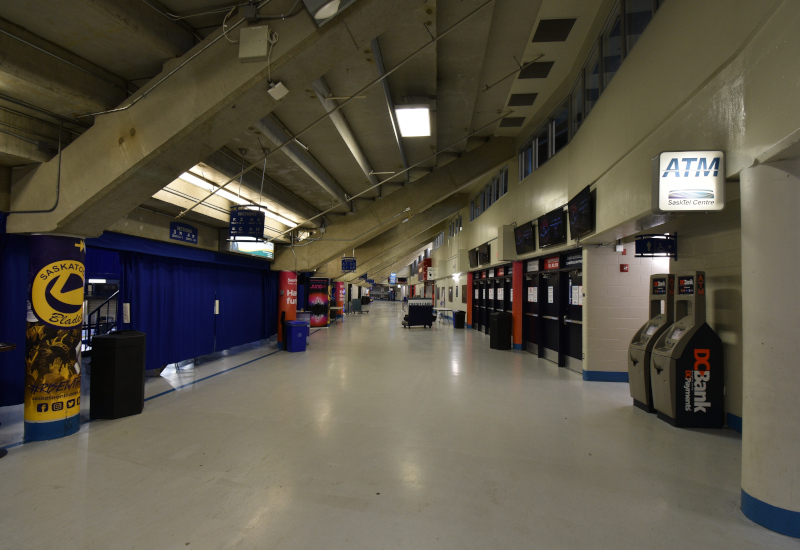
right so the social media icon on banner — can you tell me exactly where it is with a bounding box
[52,402,64,411]
[66,399,76,409]
[36,403,49,413]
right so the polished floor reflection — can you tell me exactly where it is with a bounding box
[0,301,793,548]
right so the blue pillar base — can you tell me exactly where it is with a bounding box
[24,415,80,441]
[742,489,800,538]
[726,413,743,433]
[582,371,629,382]
[513,343,523,350]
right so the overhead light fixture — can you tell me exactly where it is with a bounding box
[304,0,341,20]
[395,105,431,137]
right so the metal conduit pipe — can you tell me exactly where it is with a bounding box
[311,78,380,193]
[254,115,349,204]
[371,38,409,184]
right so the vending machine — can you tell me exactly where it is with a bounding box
[650,271,724,428]
[628,274,675,412]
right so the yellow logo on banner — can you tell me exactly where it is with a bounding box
[31,260,85,328]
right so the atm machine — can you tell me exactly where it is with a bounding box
[628,274,675,412]
[650,271,724,428]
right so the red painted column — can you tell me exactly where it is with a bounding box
[512,261,523,349]
[277,271,297,344]
[335,282,345,318]
[466,272,473,327]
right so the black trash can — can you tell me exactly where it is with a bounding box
[453,310,466,329]
[90,331,146,420]
[489,313,512,350]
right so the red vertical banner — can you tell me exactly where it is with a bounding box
[512,261,523,349]
[277,271,297,344]
[335,282,345,317]
[466,272,473,327]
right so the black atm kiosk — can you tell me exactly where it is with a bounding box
[628,274,675,412]
[539,271,560,363]
[524,274,539,354]
[472,279,480,331]
[650,271,724,428]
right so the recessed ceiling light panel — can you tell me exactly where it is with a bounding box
[395,105,431,137]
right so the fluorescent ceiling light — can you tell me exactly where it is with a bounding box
[88,278,107,284]
[395,105,430,137]
[179,172,249,205]
[179,172,213,191]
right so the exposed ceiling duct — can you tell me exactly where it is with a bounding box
[311,77,381,196]
[254,114,350,206]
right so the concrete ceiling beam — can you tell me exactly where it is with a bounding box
[0,18,128,115]
[435,0,494,154]
[6,0,428,235]
[271,136,514,270]
[341,222,450,283]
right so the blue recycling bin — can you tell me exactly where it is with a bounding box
[285,320,309,352]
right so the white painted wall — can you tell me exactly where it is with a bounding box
[583,243,670,376]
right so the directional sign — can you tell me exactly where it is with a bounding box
[229,207,265,239]
[342,257,357,272]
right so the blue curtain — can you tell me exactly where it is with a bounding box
[0,214,29,405]
[121,252,217,371]
[214,264,265,351]
[118,246,279,371]
[85,247,120,279]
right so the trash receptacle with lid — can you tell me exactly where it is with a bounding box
[90,331,146,419]
[453,310,466,329]
[489,312,512,350]
[285,321,310,352]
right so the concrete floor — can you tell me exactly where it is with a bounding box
[0,301,795,549]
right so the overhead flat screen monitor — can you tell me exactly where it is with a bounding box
[228,240,274,259]
[514,221,536,255]
[478,243,490,265]
[538,207,567,248]
[568,186,593,239]
[468,249,479,268]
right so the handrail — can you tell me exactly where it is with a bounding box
[84,290,120,347]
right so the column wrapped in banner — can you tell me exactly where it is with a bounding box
[25,235,85,441]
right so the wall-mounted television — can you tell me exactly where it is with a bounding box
[478,243,490,264]
[568,186,593,240]
[468,249,479,268]
[514,221,536,255]
[538,207,567,248]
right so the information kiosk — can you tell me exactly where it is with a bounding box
[628,274,675,412]
[650,271,724,428]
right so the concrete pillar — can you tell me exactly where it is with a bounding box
[740,159,800,537]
